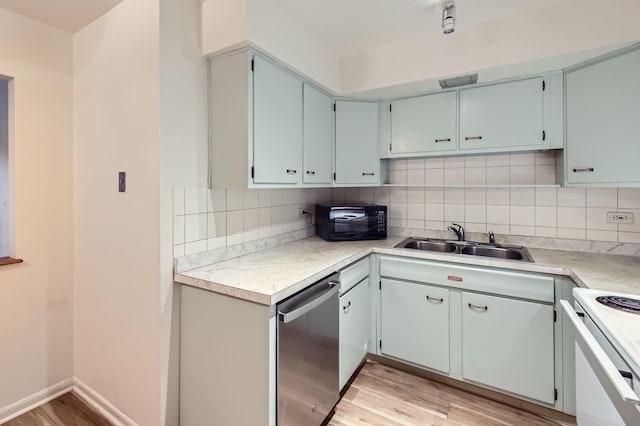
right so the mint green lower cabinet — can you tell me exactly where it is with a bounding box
[461,292,555,404]
[339,278,370,390]
[380,278,449,373]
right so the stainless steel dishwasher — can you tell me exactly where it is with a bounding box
[277,272,340,426]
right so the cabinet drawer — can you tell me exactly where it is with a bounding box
[380,256,554,303]
[340,257,370,295]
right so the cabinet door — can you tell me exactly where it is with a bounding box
[462,292,554,404]
[380,278,449,373]
[390,92,457,154]
[252,55,302,184]
[459,78,544,151]
[303,84,333,184]
[335,101,379,185]
[339,278,370,390]
[566,48,640,184]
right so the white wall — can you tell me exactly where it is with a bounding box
[340,0,640,94]
[0,79,8,257]
[73,0,161,424]
[0,7,74,416]
[159,0,209,424]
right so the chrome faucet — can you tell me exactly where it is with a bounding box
[447,223,465,241]
[488,230,496,246]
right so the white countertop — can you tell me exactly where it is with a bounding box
[174,236,640,306]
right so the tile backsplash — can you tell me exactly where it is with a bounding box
[173,187,331,257]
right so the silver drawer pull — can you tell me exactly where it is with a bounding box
[468,303,488,312]
[435,138,451,143]
[362,172,375,176]
[286,169,297,174]
[306,170,315,175]
[426,295,444,303]
[465,136,483,141]
[342,301,351,313]
[572,168,594,173]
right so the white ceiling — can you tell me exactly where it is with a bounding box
[0,0,123,32]
[273,0,570,57]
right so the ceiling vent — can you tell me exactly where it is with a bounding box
[438,73,478,89]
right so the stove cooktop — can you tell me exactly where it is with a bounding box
[596,295,640,314]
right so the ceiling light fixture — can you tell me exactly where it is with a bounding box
[442,0,456,34]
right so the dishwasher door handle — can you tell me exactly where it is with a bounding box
[278,284,339,323]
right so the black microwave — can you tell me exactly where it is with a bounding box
[315,203,387,241]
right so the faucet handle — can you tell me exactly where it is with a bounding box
[488,230,496,246]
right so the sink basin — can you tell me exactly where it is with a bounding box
[459,245,532,262]
[401,240,457,252]
[394,237,533,262]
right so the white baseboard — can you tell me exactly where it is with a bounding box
[72,377,137,426]
[0,378,73,424]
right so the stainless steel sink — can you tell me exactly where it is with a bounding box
[395,237,533,262]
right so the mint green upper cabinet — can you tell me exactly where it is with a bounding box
[459,77,544,152]
[335,101,380,185]
[380,278,449,373]
[565,47,640,185]
[303,84,333,184]
[462,292,555,404]
[390,92,457,155]
[252,55,302,184]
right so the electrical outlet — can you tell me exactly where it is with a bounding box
[118,172,126,192]
[297,208,304,217]
[607,212,634,224]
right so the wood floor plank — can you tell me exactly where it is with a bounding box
[5,392,111,426]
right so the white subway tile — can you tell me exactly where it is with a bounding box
[510,153,535,166]
[425,221,445,230]
[227,189,244,210]
[389,218,406,227]
[359,187,375,202]
[535,227,557,238]
[271,206,284,225]
[535,188,557,207]
[406,219,425,229]
[486,188,510,205]
[465,167,487,185]
[509,166,535,185]
[535,206,557,228]
[226,211,243,234]
[374,187,390,203]
[557,207,586,229]
[465,188,486,205]
[390,187,408,203]
[445,157,465,168]
[173,216,185,244]
[586,230,618,242]
[425,158,444,169]
[426,189,445,204]
[389,159,407,170]
[618,188,640,208]
[258,208,271,229]
[407,169,425,185]
[510,188,535,206]
[256,189,270,208]
[586,188,617,208]
[465,223,487,233]
[243,229,259,243]
[445,188,464,204]
[619,232,640,243]
[444,168,465,185]
[486,154,510,167]
[207,236,227,250]
[389,202,407,219]
[510,225,536,236]
[464,155,486,168]
[270,189,283,206]
[510,206,535,226]
[185,213,208,242]
[487,205,510,225]
[243,209,259,231]
[465,204,487,223]
[535,152,556,166]
[173,187,185,216]
[185,187,208,214]
[425,168,445,185]
[586,208,617,231]
[389,168,407,184]
[185,240,207,256]
[618,209,640,232]
[444,204,465,222]
[487,224,510,234]
[208,212,227,238]
[557,228,586,240]
[406,158,425,169]
[407,203,425,220]
[344,188,360,202]
[486,167,509,185]
[407,188,425,203]
[211,188,227,212]
[173,244,185,257]
[425,204,445,221]
[557,188,585,207]
[534,165,556,185]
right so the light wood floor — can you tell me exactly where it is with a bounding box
[329,362,575,426]
[5,392,111,426]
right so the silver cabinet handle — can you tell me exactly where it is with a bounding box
[306,170,315,175]
[435,138,451,143]
[468,303,488,312]
[560,300,640,404]
[278,284,338,323]
[572,168,594,173]
[465,136,483,140]
[426,295,444,303]
[342,301,351,313]
[362,172,375,176]
[286,169,297,174]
